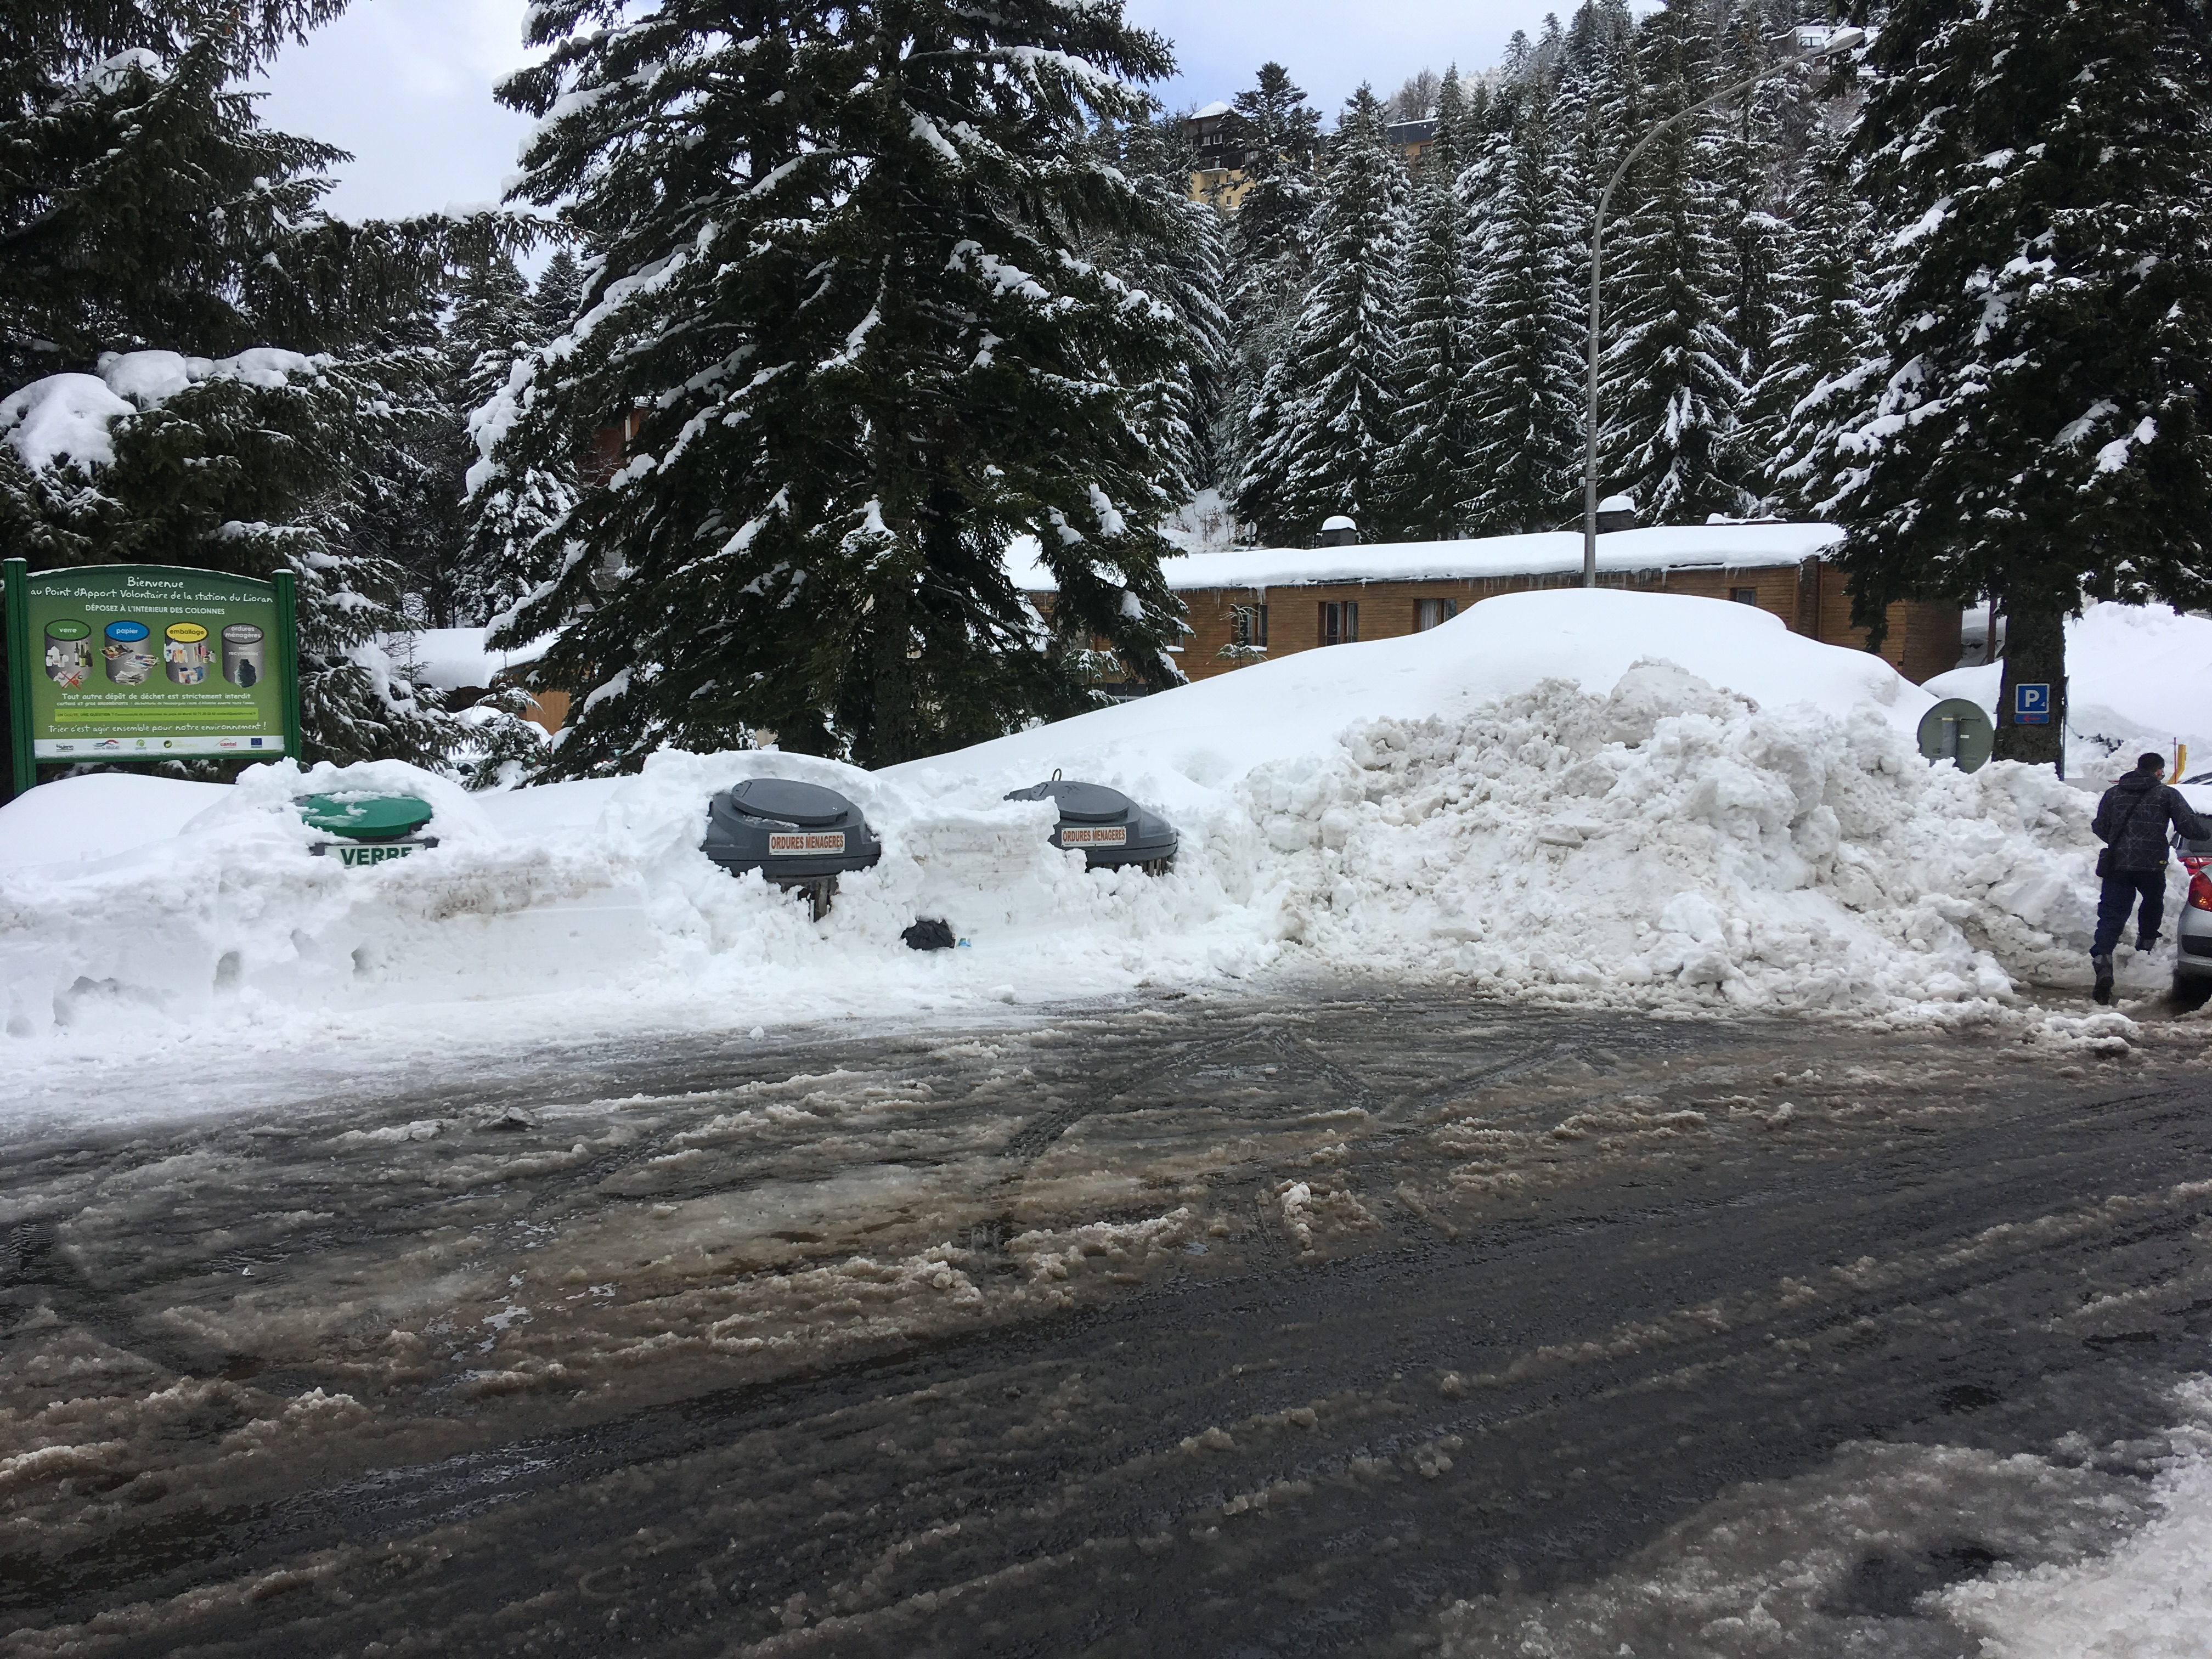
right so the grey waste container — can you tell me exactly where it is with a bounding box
[702,777,882,917]
[1005,776,1178,872]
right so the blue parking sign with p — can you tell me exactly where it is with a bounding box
[2015,682,2051,725]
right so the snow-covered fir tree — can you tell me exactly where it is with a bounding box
[1,4,346,392]
[1381,68,1481,540]
[454,238,599,634]
[348,289,466,633]
[1714,4,1790,391]
[1816,0,2212,766]
[1749,113,1872,512]
[1103,112,1232,500]
[1231,356,1306,548]
[1245,86,1408,544]
[493,0,1193,772]
[1555,0,1639,239]
[450,254,532,439]
[438,249,583,787]
[1217,64,1323,519]
[1464,76,1588,535]
[1596,1,1747,525]
[458,282,583,636]
[0,13,465,777]
[529,247,584,343]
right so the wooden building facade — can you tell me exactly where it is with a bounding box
[1018,526,1964,690]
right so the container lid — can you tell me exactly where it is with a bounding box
[727,777,851,828]
[297,793,435,841]
[1008,778,1132,824]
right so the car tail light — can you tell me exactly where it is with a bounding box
[2191,871,2212,912]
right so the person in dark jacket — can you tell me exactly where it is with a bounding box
[2090,753,2211,1003]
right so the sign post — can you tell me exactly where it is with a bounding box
[2013,682,2051,726]
[5,560,35,798]
[4,560,303,795]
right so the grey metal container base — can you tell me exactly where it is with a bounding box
[706,864,842,921]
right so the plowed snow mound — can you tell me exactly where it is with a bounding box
[0,590,2123,1077]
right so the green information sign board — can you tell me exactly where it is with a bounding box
[5,559,303,793]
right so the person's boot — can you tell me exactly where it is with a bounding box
[2093,953,2116,1005]
[2137,929,2162,952]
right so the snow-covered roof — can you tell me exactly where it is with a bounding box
[1191,100,1232,119]
[1010,524,1846,594]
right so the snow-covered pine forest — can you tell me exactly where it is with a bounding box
[3,0,2208,781]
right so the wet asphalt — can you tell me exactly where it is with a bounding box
[3,984,2211,1657]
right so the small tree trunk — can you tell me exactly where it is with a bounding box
[867,580,917,768]
[1994,594,2066,772]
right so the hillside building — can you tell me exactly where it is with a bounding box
[1183,107,1448,210]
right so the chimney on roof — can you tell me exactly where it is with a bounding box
[1319,515,1358,548]
[1595,494,1637,534]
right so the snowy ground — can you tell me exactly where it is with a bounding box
[1,588,2172,1125]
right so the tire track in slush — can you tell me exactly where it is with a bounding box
[2,988,2209,1658]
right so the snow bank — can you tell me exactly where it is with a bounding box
[0,591,2127,1069]
[0,772,232,868]
[1432,1376,2212,1657]
[1936,1376,2212,1657]
[1926,601,2212,781]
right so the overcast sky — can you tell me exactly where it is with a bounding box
[253,0,1602,223]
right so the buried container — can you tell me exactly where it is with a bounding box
[1005,774,1178,872]
[296,794,439,871]
[702,777,882,919]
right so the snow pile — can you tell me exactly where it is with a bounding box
[1430,1379,2212,1656]
[1,348,323,473]
[1927,601,2212,780]
[0,590,2124,1056]
[0,773,230,868]
[1936,1375,2212,1657]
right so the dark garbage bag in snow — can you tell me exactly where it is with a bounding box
[902,918,956,951]
[702,777,882,918]
[1005,776,1178,872]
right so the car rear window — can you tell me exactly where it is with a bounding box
[2175,804,2212,857]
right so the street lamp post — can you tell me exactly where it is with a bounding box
[1581,27,1866,587]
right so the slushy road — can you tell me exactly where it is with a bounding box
[4,985,2210,1657]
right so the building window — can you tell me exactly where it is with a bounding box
[1415,597,1458,632]
[1321,601,1358,646]
[1730,587,1759,606]
[1232,604,1269,648]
